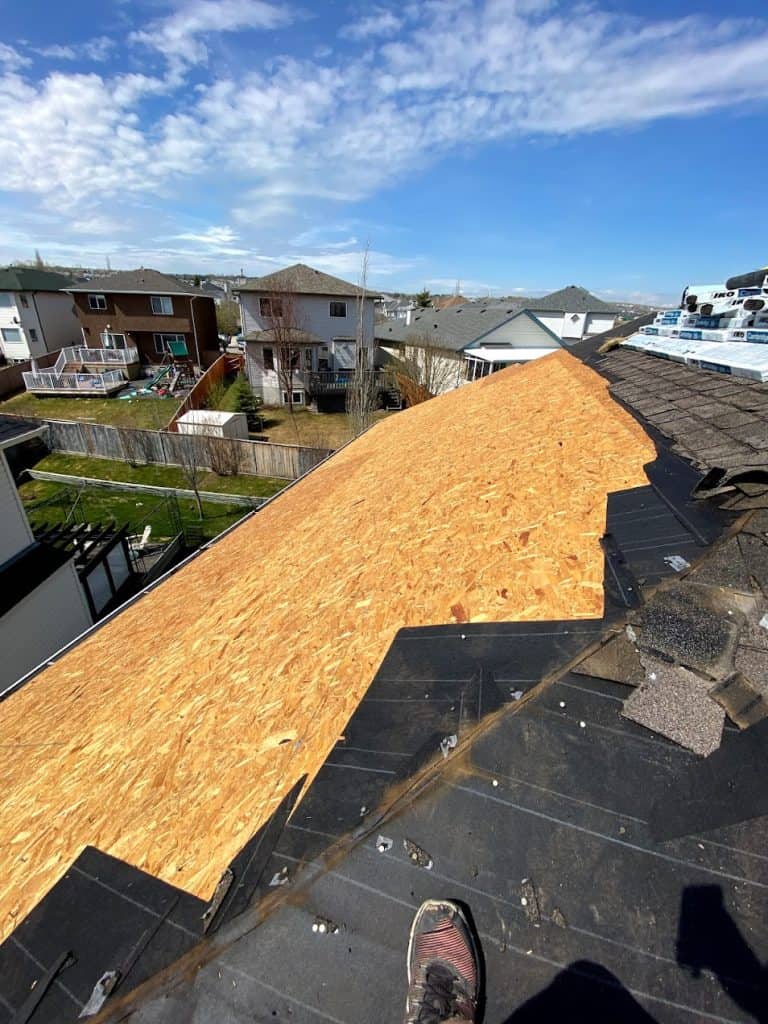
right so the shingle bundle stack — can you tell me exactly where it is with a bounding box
[623,267,768,381]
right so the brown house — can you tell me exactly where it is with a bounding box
[68,269,219,367]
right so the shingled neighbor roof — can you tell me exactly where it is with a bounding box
[238,263,370,297]
[67,268,209,297]
[0,267,75,292]
[530,284,618,313]
[375,301,523,351]
[0,352,653,944]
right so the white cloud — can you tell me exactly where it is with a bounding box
[33,44,77,60]
[0,44,30,71]
[341,8,403,41]
[130,0,293,67]
[3,1,768,285]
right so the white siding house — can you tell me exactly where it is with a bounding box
[376,305,564,393]
[0,268,81,362]
[0,420,92,691]
[236,264,377,407]
[528,286,618,342]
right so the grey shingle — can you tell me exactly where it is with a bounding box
[237,263,370,298]
[68,268,208,296]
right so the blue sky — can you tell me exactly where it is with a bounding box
[0,0,766,303]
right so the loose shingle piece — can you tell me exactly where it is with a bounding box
[572,632,644,686]
[622,655,725,757]
[633,584,740,680]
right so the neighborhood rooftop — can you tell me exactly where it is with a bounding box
[530,283,618,313]
[0,266,75,292]
[237,262,371,297]
[66,268,210,296]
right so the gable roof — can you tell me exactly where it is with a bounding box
[375,301,523,351]
[530,284,618,314]
[0,267,75,292]
[0,352,654,947]
[67,268,209,297]
[238,263,372,298]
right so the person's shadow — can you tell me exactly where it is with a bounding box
[496,884,766,1023]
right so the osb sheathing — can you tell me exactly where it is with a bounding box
[0,351,654,937]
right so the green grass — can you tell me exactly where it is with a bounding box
[30,452,287,499]
[20,478,250,543]
[0,390,181,429]
[255,406,391,448]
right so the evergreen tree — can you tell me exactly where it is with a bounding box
[231,373,261,430]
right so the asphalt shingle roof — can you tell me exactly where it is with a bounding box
[375,302,522,351]
[238,263,371,298]
[0,267,75,292]
[67,268,209,296]
[530,284,618,314]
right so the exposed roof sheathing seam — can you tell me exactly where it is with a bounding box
[0,351,654,939]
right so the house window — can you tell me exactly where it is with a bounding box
[29,328,37,343]
[151,295,174,315]
[0,293,13,308]
[329,301,347,318]
[102,332,127,349]
[259,297,283,318]
[154,333,186,354]
[1,328,21,344]
[88,294,107,310]
[304,348,313,369]
[282,391,304,406]
[19,294,29,308]
[263,346,274,370]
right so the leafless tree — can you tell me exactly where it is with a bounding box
[259,282,305,416]
[388,333,465,405]
[347,243,378,437]
[205,435,243,476]
[170,432,207,519]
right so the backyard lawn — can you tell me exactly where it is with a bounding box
[20,476,253,543]
[0,390,181,429]
[29,452,287,499]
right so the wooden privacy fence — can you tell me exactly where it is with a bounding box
[167,353,236,430]
[0,349,63,399]
[43,419,333,481]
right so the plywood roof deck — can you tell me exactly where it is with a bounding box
[0,352,654,938]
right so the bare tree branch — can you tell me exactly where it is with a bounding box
[347,242,378,437]
[388,332,465,404]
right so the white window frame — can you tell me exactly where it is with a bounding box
[102,332,127,349]
[28,328,38,343]
[19,294,29,308]
[88,294,107,310]
[0,293,13,308]
[1,327,22,344]
[259,297,282,318]
[282,390,304,406]
[154,333,186,354]
[151,295,174,315]
[262,346,275,371]
[329,300,347,318]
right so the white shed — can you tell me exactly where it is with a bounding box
[176,410,249,439]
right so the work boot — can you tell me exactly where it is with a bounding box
[404,899,479,1023]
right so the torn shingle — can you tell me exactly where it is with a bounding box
[632,583,741,680]
[622,655,725,756]
[572,632,644,687]
[709,673,768,729]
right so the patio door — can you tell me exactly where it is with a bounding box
[332,339,356,369]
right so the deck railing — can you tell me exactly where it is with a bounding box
[55,346,139,374]
[22,369,126,392]
[303,370,393,395]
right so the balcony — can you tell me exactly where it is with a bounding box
[22,346,139,396]
[303,370,395,396]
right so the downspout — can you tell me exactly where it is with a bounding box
[30,292,47,352]
[190,295,202,368]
